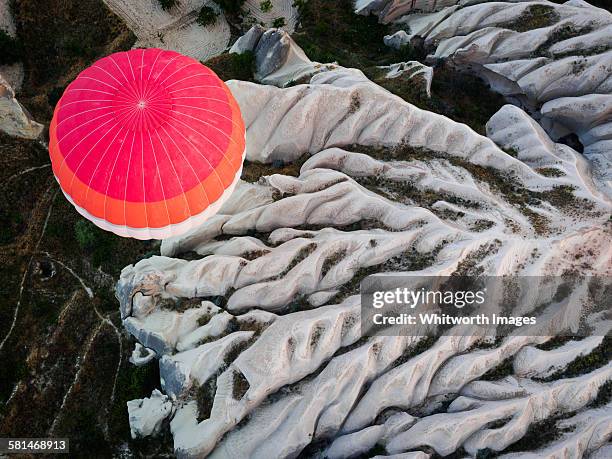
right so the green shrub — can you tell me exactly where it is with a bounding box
[197,6,219,27]
[260,0,273,12]
[0,29,23,65]
[74,219,116,267]
[158,0,178,10]
[75,220,98,251]
[272,17,286,28]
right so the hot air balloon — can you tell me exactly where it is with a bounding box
[49,48,246,239]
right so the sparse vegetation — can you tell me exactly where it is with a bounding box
[272,17,286,28]
[260,0,273,13]
[538,335,611,382]
[536,167,566,177]
[197,6,219,27]
[369,62,507,135]
[196,375,218,421]
[74,219,115,268]
[47,86,66,108]
[503,5,560,33]
[497,411,577,455]
[157,0,178,11]
[11,0,135,121]
[0,29,23,65]
[320,249,348,278]
[273,242,317,280]
[453,240,502,276]
[292,0,420,68]
[480,356,515,381]
[471,219,495,232]
[203,50,255,81]
[533,23,592,58]
[241,153,310,183]
[232,370,250,399]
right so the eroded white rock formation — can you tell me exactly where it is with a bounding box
[355,0,462,23]
[386,366,611,456]
[380,0,612,193]
[117,61,611,457]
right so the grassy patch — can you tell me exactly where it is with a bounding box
[232,370,250,399]
[480,355,515,381]
[503,5,560,33]
[536,335,583,351]
[357,174,479,211]
[203,51,255,81]
[216,0,246,16]
[367,62,507,135]
[538,335,611,382]
[108,345,163,450]
[241,154,310,183]
[320,249,348,278]
[196,375,218,421]
[536,167,566,177]
[453,240,502,276]
[498,411,576,455]
[292,0,421,68]
[272,17,286,28]
[589,379,611,408]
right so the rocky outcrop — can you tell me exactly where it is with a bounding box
[118,64,611,457]
[102,0,231,60]
[377,61,434,97]
[129,343,157,366]
[127,389,174,438]
[0,74,44,139]
[231,26,337,87]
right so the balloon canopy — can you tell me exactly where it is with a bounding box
[49,48,246,240]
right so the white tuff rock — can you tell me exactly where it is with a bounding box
[127,389,173,438]
[0,74,44,139]
[102,0,230,60]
